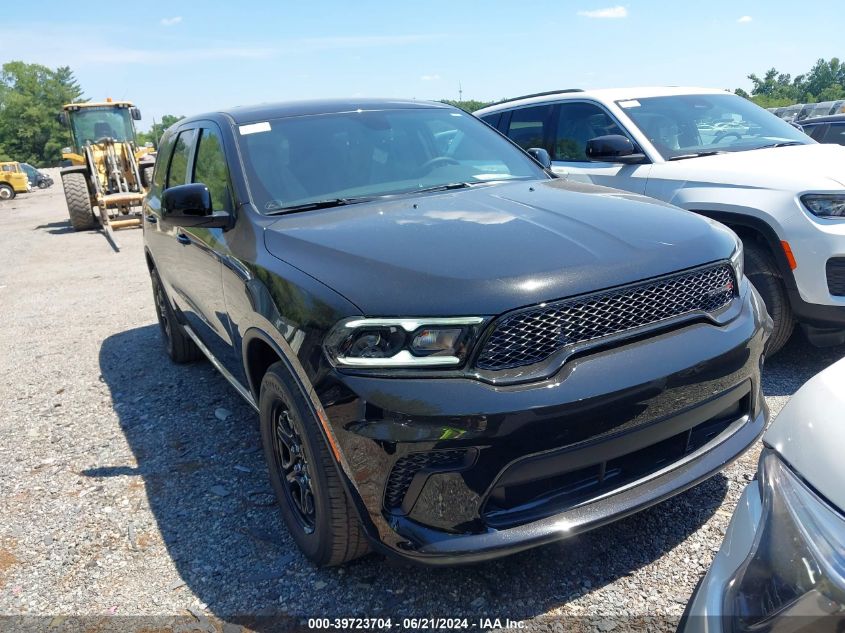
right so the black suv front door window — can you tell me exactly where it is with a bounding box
[167,129,197,188]
[823,123,845,145]
[193,126,234,213]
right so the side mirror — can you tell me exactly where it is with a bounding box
[130,107,142,121]
[57,112,68,126]
[526,147,552,169]
[586,135,647,164]
[161,183,230,228]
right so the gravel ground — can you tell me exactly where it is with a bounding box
[0,175,843,632]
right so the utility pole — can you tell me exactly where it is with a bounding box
[458,81,463,102]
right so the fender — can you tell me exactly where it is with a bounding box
[240,325,385,549]
[691,209,798,292]
[59,165,89,177]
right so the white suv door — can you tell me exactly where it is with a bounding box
[547,100,652,194]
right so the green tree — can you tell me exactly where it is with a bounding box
[736,58,845,108]
[802,58,845,102]
[744,68,805,107]
[0,61,84,166]
[439,99,493,113]
[137,114,184,148]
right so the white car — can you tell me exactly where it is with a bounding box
[679,357,845,631]
[477,88,845,355]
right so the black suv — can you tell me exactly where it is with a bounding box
[143,99,770,566]
[799,114,845,146]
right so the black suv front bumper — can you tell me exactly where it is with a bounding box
[318,284,771,564]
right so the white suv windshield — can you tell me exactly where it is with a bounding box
[237,108,544,212]
[617,94,812,159]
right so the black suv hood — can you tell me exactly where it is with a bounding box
[264,179,735,316]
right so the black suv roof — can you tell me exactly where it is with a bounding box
[205,98,449,125]
[799,113,845,125]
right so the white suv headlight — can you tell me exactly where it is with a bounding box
[801,194,845,218]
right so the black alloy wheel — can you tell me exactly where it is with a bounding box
[259,362,370,566]
[271,403,316,533]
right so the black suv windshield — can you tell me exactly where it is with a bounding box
[236,107,546,212]
[617,93,812,159]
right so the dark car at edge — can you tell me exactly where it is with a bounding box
[798,113,845,146]
[142,98,771,566]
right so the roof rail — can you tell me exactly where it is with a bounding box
[490,89,584,107]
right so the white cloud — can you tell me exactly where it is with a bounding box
[420,74,441,81]
[160,16,182,27]
[737,15,753,23]
[577,5,628,18]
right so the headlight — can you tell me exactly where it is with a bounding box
[724,449,845,631]
[730,232,744,282]
[324,317,486,368]
[801,194,845,218]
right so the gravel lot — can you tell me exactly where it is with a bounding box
[0,175,843,632]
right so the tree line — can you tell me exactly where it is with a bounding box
[2,58,844,167]
[0,61,184,167]
[735,58,845,108]
[0,62,82,166]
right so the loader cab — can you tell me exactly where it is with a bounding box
[59,101,142,158]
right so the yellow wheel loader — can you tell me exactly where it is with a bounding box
[57,99,156,250]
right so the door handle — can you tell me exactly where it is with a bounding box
[176,233,191,245]
[145,214,157,224]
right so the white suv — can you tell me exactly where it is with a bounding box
[477,87,845,354]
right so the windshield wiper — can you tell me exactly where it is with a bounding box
[754,141,804,150]
[264,197,371,215]
[413,182,474,194]
[667,151,728,161]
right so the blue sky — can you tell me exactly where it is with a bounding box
[2,1,843,130]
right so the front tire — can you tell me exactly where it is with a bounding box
[0,183,15,200]
[744,241,794,355]
[259,363,369,566]
[149,268,202,363]
[61,171,96,230]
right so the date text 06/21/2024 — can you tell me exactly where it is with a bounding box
[306,618,526,629]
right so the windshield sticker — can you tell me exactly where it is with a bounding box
[618,100,641,108]
[474,173,517,181]
[239,122,271,135]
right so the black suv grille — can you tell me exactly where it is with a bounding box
[384,450,466,510]
[827,258,845,296]
[476,264,735,371]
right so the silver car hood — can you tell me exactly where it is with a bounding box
[764,356,845,511]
